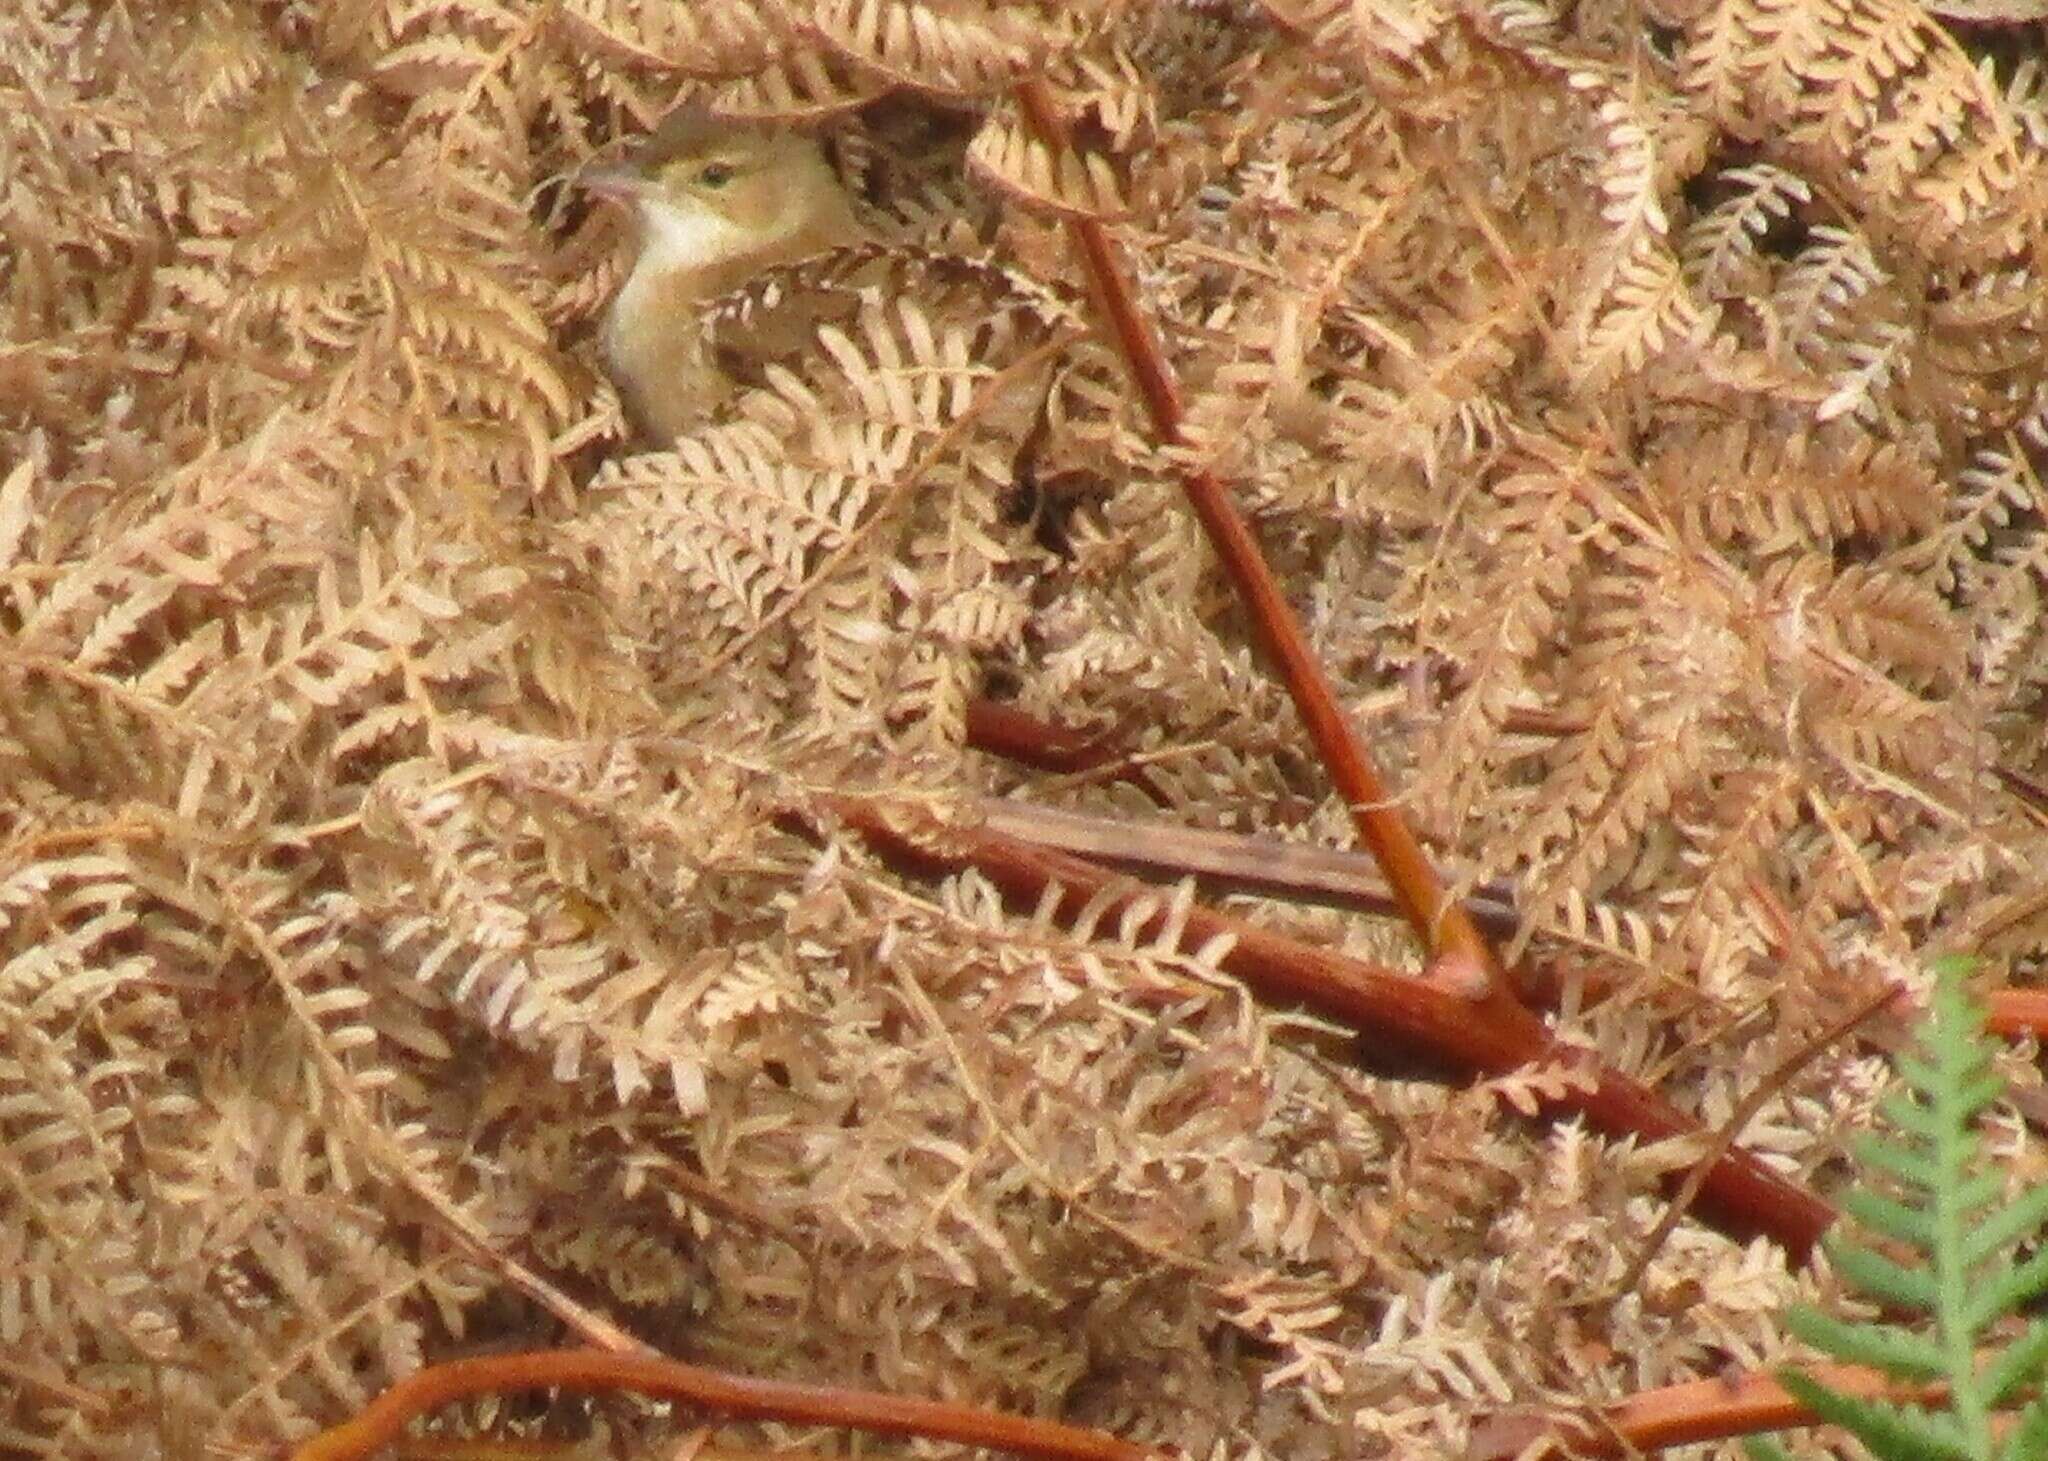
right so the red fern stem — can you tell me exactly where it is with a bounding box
[288,1349,1159,1461]
[1009,81,1508,1002]
[962,696,1165,799]
[1988,989,2048,1039]
[827,797,1834,1257]
[1468,1363,1953,1458]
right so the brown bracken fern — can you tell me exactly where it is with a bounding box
[2,1,2044,1459]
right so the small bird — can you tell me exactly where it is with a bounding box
[579,107,868,443]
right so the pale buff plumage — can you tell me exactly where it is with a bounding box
[580,109,867,443]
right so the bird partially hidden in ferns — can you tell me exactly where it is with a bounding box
[565,105,1072,747]
[578,106,871,443]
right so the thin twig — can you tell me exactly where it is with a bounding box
[0,1355,109,1417]
[971,795,1520,936]
[1994,764,2048,825]
[1606,981,1902,1299]
[1745,875,2048,1133]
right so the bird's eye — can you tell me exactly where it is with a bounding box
[696,162,736,188]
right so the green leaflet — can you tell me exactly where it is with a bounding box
[1749,958,2048,1461]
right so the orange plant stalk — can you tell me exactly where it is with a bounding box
[1469,1363,1952,1458]
[289,1349,1160,1461]
[828,796,1834,1256]
[1009,80,1507,997]
[1988,988,2048,1039]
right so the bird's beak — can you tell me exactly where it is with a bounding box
[575,165,648,206]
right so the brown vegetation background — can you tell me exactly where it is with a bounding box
[3,0,2045,1457]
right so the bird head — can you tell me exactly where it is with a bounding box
[577,107,869,442]
[577,107,861,281]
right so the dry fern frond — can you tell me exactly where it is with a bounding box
[967,105,1134,221]
[794,0,1088,100]
[570,243,1065,757]
[1684,0,2041,266]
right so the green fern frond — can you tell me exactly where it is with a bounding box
[1749,957,2048,1461]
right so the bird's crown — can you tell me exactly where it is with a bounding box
[579,106,857,270]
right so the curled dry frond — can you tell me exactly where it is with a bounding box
[967,104,1134,220]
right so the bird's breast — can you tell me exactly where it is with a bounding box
[600,264,728,445]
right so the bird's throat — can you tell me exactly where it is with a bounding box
[600,210,767,443]
[639,207,757,288]
[600,188,866,443]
